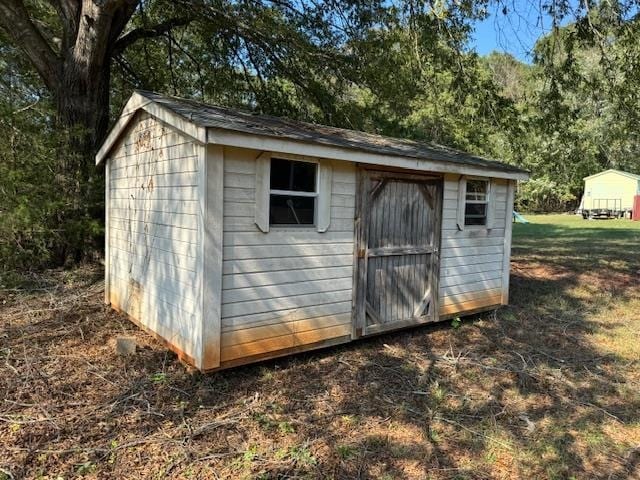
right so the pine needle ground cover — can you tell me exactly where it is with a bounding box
[1,214,639,479]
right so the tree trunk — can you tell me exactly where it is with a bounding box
[54,61,111,262]
[56,57,111,168]
[0,0,174,263]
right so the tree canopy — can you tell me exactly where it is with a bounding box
[1,0,640,269]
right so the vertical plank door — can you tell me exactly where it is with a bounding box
[355,170,443,336]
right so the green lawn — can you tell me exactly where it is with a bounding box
[1,214,639,479]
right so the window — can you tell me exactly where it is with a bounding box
[464,179,489,226]
[269,158,317,225]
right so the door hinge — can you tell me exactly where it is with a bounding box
[357,248,366,258]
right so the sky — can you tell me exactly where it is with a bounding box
[470,1,567,62]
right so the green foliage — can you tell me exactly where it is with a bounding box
[516,176,576,212]
[287,445,317,467]
[3,1,640,272]
[335,444,357,460]
[150,372,168,384]
[0,46,103,273]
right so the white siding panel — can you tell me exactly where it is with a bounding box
[222,289,352,318]
[110,147,197,176]
[108,170,199,189]
[223,231,352,246]
[222,301,353,332]
[223,277,353,304]
[223,312,350,344]
[225,172,254,188]
[111,259,198,298]
[109,240,197,272]
[440,270,503,288]
[224,187,255,203]
[222,265,353,290]
[110,185,199,201]
[223,242,353,260]
[110,222,198,244]
[438,174,508,317]
[107,112,202,362]
[223,254,353,275]
[440,278,502,297]
[440,261,502,278]
[441,245,503,259]
[110,198,198,215]
[220,149,356,357]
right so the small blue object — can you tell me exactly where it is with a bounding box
[513,211,529,224]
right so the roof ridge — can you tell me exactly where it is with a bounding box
[584,168,640,181]
[130,90,528,175]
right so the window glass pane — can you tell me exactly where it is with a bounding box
[270,158,292,190]
[466,180,488,201]
[269,194,315,225]
[291,161,316,191]
[270,158,316,192]
[464,203,487,226]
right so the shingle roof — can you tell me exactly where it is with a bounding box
[136,90,528,175]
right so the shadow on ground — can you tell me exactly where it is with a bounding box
[1,218,640,479]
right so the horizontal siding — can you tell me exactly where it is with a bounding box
[110,222,198,245]
[438,175,508,317]
[221,322,351,362]
[222,265,353,290]
[440,261,502,278]
[440,292,503,315]
[110,145,198,176]
[222,313,351,347]
[110,239,197,273]
[110,170,199,189]
[111,258,198,301]
[440,270,503,288]
[223,243,353,260]
[110,229,198,258]
[222,289,352,318]
[110,269,198,315]
[110,185,199,201]
[222,300,353,332]
[223,254,353,275]
[223,277,353,304]
[110,198,198,215]
[223,231,352,246]
[220,147,356,359]
[107,112,201,361]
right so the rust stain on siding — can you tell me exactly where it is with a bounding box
[135,130,151,152]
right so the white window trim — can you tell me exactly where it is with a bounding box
[457,176,494,231]
[255,152,332,233]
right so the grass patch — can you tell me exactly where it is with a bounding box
[1,214,639,478]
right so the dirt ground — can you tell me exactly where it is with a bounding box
[1,215,640,479]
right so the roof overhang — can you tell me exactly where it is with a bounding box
[95,92,207,165]
[207,128,529,181]
[97,92,529,181]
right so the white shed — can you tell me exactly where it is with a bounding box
[96,91,529,371]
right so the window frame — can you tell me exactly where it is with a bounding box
[456,175,494,231]
[268,156,319,227]
[464,178,490,227]
[254,152,333,234]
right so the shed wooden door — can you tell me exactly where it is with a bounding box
[354,170,442,336]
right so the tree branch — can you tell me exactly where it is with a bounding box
[0,0,60,89]
[108,0,141,47]
[111,15,194,57]
[45,0,81,47]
